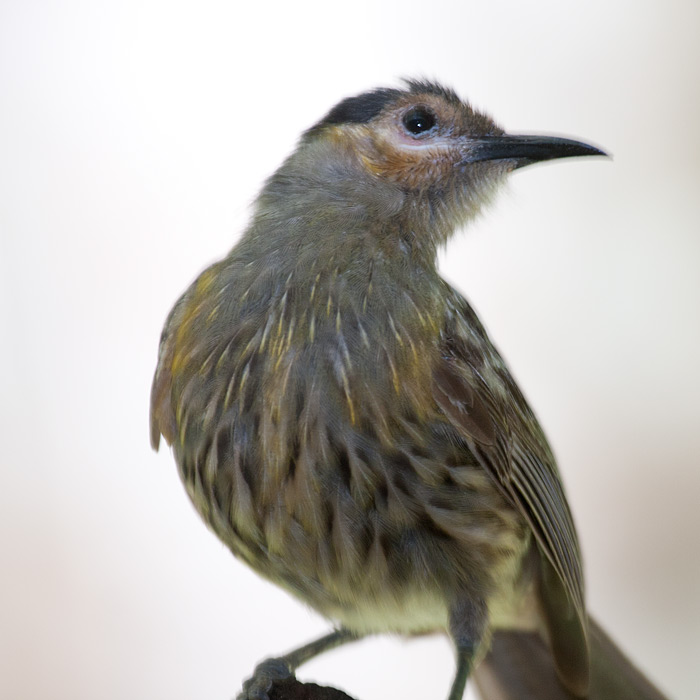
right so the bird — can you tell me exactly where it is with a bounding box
[150,79,667,700]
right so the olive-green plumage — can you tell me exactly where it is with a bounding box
[150,80,664,700]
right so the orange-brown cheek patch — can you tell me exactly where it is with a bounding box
[326,125,455,191]
[362,142,454,190]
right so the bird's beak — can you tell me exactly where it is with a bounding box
[461,134,607,169]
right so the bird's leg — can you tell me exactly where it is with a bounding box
[447,644,476,700]
[446,597,488,700]
[237,628,361,700]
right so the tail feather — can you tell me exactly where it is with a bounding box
[473,618,667,700]
[474,630,577,700]
[587,618,667,700]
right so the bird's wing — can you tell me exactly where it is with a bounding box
[434,284,589,694]
[150,292,192,450]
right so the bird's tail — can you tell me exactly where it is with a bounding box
[472,617,667,700]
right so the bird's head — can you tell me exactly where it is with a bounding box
[255,79,605,255]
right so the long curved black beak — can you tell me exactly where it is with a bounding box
[463,134,607,169]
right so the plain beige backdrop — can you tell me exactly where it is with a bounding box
[1,1,698,699]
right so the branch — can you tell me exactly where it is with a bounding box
[268,677,358,700]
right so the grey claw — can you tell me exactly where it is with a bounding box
[237,658,294,700]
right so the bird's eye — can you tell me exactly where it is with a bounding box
[402,107,437,136]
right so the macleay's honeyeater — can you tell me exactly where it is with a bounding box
[150,80,666,700]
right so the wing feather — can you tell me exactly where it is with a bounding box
[433,284,588,694]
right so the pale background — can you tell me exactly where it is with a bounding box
[1,1,698,699]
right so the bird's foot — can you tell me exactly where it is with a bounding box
[237,657,294,700]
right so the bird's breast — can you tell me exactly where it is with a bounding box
[169,263,527,628]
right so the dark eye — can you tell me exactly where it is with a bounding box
[402,106,437,135]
